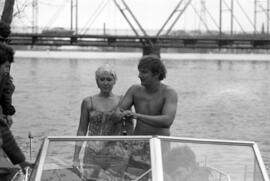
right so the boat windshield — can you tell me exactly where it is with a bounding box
[28,136,269,181]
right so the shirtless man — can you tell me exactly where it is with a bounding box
[120,55,178,136]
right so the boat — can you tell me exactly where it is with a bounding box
[14,136,270,181]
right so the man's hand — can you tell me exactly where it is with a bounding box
[19,161,34,174]
[122,110,137,119]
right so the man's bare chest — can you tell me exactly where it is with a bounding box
[134,92,165,113]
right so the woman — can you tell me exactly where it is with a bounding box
[73,64,133,180]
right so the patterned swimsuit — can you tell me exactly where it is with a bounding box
[82,96,133,180]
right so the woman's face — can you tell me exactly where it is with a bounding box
[0,61,10,77]
[96,72,116,94]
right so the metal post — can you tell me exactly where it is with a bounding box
[219,0,222,36]
[231,0,234,35]
[254,0,257,34]
[199,0,206,32]
[76,0,78,35]
[28,131,33,161]
[267,0,269,34]
[156,0,184,37]
[113,0,140,37]
[36,0,38,33]
[165,0,191,36]
[71,0,73,31]
[103,22,106,35]
[120,0,148,37]
[32,0,38,34]
[32,0,35,33]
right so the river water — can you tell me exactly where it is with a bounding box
[10,51,270,174]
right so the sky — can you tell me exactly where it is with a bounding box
[7,0,270,35]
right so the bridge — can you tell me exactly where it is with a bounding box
[4,0,270,51]
[8,33,270,50]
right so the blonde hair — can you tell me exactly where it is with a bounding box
[95,64,117,80]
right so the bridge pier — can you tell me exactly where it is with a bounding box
[142,44,160,57]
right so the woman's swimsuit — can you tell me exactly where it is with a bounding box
[82,96,132,180]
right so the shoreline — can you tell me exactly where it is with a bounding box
[14,50,270,61]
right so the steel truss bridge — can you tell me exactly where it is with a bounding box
[6,0,270,50]
[8,33,270,50]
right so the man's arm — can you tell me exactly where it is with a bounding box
[124,88,178,128]
[0,121,34,173]
[0,121,25,165]
[119,85,136,110]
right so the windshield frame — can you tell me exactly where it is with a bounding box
[157,136,270,181]
[30,136,269,181]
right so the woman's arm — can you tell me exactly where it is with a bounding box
[73,97,90,161]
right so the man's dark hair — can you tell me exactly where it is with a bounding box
[0,43,14,65]
[138,55,167,80]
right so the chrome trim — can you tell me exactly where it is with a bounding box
[157,136,255,146]
[34,137,50,181]
[157,136,270,181]
[47,135,152,141]
[253,143,270,181]
[150,137,164,181]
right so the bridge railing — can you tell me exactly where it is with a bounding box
[11,26,160,36]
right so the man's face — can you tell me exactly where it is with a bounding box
[96,72,116,93]
[138,68,157,86]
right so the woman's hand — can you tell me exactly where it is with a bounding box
[111,108,124,123]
